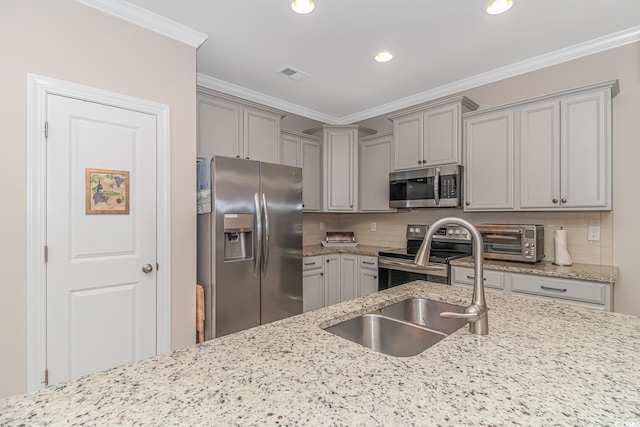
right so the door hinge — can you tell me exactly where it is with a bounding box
[44,121,48,139]
[44,245,48,262]
[44,369,49,386]
[156,263,159,271]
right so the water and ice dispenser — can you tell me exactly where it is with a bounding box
[223,213,253,261]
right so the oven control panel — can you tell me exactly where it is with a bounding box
[406,224,472,241]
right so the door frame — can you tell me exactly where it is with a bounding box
[26,74,172,391]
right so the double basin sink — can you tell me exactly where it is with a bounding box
[323,298,468,357]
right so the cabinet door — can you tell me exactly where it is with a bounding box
[464,110,515,210]
[197,94,242,158]
[324,129,356,211]
[393,112,424,170]
[359,269,378,297]
[280,134,300,167]
[560,90,609,208]
[302,269,324,312]
[301,138,321,211]
[324,255,341,306]
[243,107,281,164]
[519,101,561,209]
[359,134,394,211]
[340,254,358,302]
[424,103,460,166]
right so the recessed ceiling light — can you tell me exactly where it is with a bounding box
[375,52,393,63]
[486,0,513,15]
[291,0,315,14]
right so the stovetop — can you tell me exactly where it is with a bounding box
[378,247,470,264]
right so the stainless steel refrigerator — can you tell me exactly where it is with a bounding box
[197,156,303,340]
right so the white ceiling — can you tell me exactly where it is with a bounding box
[126,0,640,124]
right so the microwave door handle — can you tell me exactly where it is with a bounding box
[434,167,440,206]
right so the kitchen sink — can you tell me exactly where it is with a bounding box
[324,313,448,357]
[323,298,468,357]
[376,298,468,335]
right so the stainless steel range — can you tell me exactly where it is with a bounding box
[378,224,473,290]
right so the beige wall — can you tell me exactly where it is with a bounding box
[0,0,197,397]
[338,41,640,316]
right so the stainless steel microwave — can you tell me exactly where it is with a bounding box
[389,165,462,209]
[475,224,545,263]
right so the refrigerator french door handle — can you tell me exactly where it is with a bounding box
[254,193,262,276]
[434,167,440,206]
[261,193,270,277]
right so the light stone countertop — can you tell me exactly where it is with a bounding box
[1,281,639,426]
[303,244,393,257]
[451,257,619,284]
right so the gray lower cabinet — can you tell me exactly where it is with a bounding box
[302,256,324,312]
[302,254,379,311]
[451,266,612,311]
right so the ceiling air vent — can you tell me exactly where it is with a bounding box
[276,66,309,81]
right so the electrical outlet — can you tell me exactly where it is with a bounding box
[588,226,600,241]
[370,222,377,232]
[319,222,325,231]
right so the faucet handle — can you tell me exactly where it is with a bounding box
[440,311,480,321]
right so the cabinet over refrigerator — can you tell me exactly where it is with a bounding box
[197,156,303,340]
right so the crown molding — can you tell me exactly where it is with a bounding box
[340,25,640,124]
[74,0,208,48]
[196,73,341,124]
[198,25,640,124]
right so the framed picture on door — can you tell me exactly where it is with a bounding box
[85,168,130,214]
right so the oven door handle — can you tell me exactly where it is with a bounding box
[378,258,447,277]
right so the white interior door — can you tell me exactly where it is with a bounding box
[46,94,157,386]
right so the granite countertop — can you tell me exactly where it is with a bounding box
[2,282,639,426]
[450,257,619,284]
[303,244,393,257]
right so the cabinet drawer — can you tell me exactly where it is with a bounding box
[510,273,605,304]
[302,256,323,271]
[359,256,378,270]
[452,266,504,289]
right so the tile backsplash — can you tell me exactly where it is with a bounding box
[303,210,613,266]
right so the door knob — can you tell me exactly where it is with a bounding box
[142,263,154,273]
[552,198,558,204]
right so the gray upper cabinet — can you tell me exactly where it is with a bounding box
[280,129,322,211]
[390,96,478,171]
[305,125,376,213]
[464,109,515,210]
[197,89,283,164]
[464,80,618,212]
[359,131,394,211]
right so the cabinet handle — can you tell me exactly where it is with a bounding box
[466,275,486,281]
[418,160,422,164]
[326,260,330,263]
[363,261,375,265]
[552,198,558,204]
[374,276,377,279]
[465,201,470,206]
[541,285,567,292]
[304,262,316,266]
[561,198,567,203]
[422,159,426,163]
[236,155,240,158]
[246,157,250,160]
[320,272,324,276]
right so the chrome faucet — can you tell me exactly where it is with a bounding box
[414,217,489,335]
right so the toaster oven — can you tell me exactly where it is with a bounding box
[475,224,544,263]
